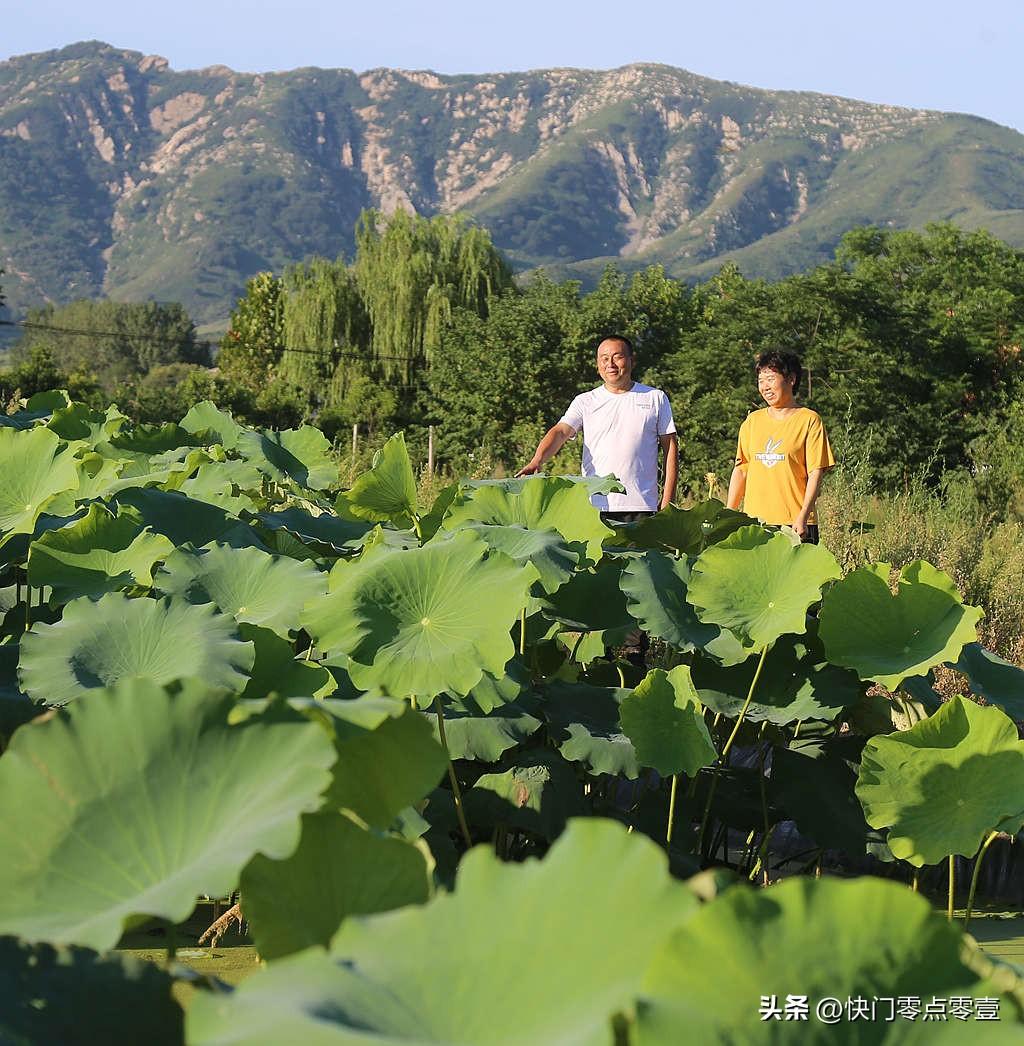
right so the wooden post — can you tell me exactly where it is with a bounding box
[351,423,358,463]
[427,425,435,476]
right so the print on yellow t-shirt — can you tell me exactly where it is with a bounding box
[735,407,835,525]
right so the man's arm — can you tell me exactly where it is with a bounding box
[659,433,678,510]
[516,422,576,477]
[726,465,746,510]
[792,467,827,538]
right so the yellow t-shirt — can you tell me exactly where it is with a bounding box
[735,407,835,525]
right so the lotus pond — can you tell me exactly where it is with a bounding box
[2,391,1024,1043]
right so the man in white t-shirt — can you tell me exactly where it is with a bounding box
[516,335,678,522]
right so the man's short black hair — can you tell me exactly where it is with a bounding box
[755,350,802,395]
[598,334,634,356]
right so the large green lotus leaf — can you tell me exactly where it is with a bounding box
[27,503,175,600]
[109,422,207,455]
[636,876,988,1044]
[241,810,431,961]
[819,561,985,691]
[189,819,696,1046]
[345,432,419,524]
[308,697,447,828]
[688,526,842,648]
[46,402,128,444]
[543,680,640,778]
[619,667,716,777]
[0,427,80,545]
[58,451,126,506]
[156,541,326,637]
[955,643,1024,720]
[239,425,337,491]
[771,742,870,854]
[461,473,625,497]
[424,694,542,761]
[442,475,615,565]
[0,390,68,429]
[301,531,535,701]
[462,656,532,712]
[180,400,245,450]
[541,560,635,632]
[171,460,262,514]
[111,486,252,549]
[239,625,337,700]
[0,936,183,1046]
[856,696,1024,866]
[257,507,372,554]
[445,522,580,594]
[464,750,587,838]
[691,634,864,725]
[18,592,255,705]
[620,550,753,665]
[618,500,756,555]
[0,677,335,950]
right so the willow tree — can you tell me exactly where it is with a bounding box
[354,210,513,377]
[277,258,369,407]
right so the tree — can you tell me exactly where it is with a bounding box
[217,272,284,390]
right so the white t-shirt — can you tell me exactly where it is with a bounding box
[559,383,676,511]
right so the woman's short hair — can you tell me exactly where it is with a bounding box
[755,350,802,395]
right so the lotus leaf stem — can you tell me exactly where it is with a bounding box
[568,631,587,663]
[519,607,526,656]
[666,774,678,846]
[964,830,1000,932]
[434,693,472,850]
[411,513,424,545]
[616,664,626,688]
[911,868,919,893]
[947,854,955,920]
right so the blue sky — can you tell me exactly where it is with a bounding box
[5,0,1023,132]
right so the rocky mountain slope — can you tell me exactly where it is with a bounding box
[3,41,1024,325]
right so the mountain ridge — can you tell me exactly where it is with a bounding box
[3,41,1024,325]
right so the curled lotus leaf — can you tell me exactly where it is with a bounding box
[109,422,207,455]
[171,460,262,514]
[462,656,532,712]
[238,425,336,491]
[619,667,716,777]
[345,431,419,524]
[461,473,625,497]
[636,876,989,1044]
[241,810,432,961]
[541,560,635,633]
[187,819,697,1046]
[155,541,327,637]
[954,643,1024,720]
[112,487,254,548]
[18,592,255,705]
[444,523,580,594]
[0,678,336,951]
[180,400,245,450]
[620,550,752,665]
[256,506,372,554]
[238,624,336,700]
[27,503,175,601]
[0,936,183,1046]
[46,402,128,444]
[0,427,80,545]
[424,694,542,762]
[442,475,614,565]
[687,526,842,649]
[615,500,755,555]
[819,561,984,691]
[856,696,1024,866]
[543,680,640,778]
[301,531,536,701]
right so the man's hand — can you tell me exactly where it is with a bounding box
[791,512,810,538]
[515,461,542,478]
[516,423,574,479]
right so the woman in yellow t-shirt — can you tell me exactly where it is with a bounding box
[726,350,835,544]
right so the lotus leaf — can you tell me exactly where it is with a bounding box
[241,810,431,960]
[463,656,532,712]
[301,531,536,701]
[772,742,870,854]
[425,694,542,761]
[189,819,695,1045]
[620,550,752,665]
[239,625,337,700]
[0,936,182,1046]
[442,475,614,564]
[180,400,245,449]
[109,422,207,455]
[819,561,984,691]
[856,696,1024,866]
[619,667,716,776]
[542,560,634,632]
[112,487,254,548]
[238,425,336,490]
[0,678,335,950]
[345,431,419,524]
[692,634,864,725]
[636,876,989,1044]
[156,541,326,637]
[256,507,372,553]
[543,680,640,777]
[46,402,127,443]
[955,643,1024,720]
[618,500,755,555]
[19,592,255,705]
[172,460,262,514]
[447,522,580,594]
[0,427,80,545]
[27,503,175,600]
[462,474,625,496]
